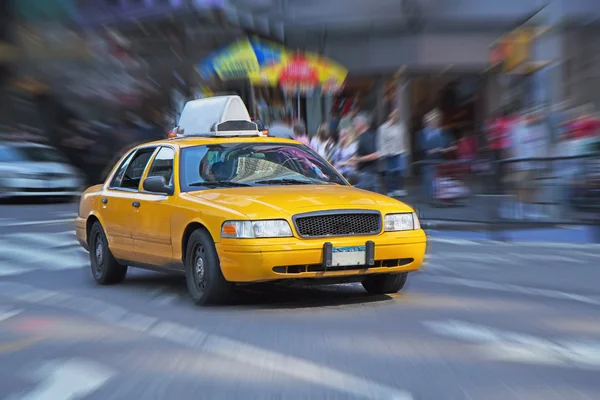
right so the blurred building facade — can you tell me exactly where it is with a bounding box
[2,0,600,146]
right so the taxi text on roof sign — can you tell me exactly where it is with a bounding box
[176,95,261,137]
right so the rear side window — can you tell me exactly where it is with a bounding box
[110,147,157,190]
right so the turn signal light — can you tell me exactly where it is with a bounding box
[222,223,237,236]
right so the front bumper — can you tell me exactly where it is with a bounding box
[216,230,427,283]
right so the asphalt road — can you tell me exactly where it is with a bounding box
[1,200,600,399]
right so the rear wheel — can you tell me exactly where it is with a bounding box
[361,273,407,294]
[89,222,128,285]
[185,228,233,305]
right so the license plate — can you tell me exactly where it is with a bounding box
[332,246,366,267]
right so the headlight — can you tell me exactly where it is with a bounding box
[384,212,421,231]
[221,220,293,238]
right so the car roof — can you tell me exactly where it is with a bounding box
[135,136,301,150]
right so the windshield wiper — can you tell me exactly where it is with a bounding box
[254,179,315,185]
[189,181,251,188]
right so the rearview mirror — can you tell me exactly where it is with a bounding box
[143,176,174,195]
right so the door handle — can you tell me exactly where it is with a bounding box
[101,198,108,204]
[132,201,140,208]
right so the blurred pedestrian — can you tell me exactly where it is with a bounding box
[486,108,513,195]
[330,110,341,135]
[293,121,310,146]
[378,109,408,197]
[310,123,332,158]
[339,106,359,131]
[510,110,548,219]
[418,109,452,202]
[349,112,382,193]
[332,127,358,178]
[269,114,295,140]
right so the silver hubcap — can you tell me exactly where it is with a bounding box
[194,246,206,291]
[95,240,103,265]
[195,257,204,281]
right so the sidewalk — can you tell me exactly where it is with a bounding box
[395,182,599,244]
[426,225,600,245]
[397,182,593,227]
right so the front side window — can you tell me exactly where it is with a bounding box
[110,147,157,190]
[179,142,347,192]
[146,146,175,185]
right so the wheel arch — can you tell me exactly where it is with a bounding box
[85,212,105,246]
[181,221,216,265]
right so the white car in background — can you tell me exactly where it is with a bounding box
[0,142,84,199]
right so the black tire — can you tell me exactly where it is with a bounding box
[185,228,233,305]
[89,222,128,285]
[361,273,408,295]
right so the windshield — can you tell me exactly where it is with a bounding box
[179,142,348,191]
[5,146,68,163]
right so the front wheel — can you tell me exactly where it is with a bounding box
[89,222,128,285]
[362,273,407,295]
[185,228,233,305]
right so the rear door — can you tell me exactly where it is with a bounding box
[100,146,158,261]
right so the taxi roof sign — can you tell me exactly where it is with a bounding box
[177,95,260,137]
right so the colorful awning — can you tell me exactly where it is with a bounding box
[198,37,348,93]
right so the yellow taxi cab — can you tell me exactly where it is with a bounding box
[75,96,426,305]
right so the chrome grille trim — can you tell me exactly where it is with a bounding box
[292,209,382,238]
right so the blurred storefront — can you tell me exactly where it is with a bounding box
[486,27,550,114]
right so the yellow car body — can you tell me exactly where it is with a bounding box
[76,134,426,305]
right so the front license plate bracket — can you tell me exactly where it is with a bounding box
[322,241,376,269]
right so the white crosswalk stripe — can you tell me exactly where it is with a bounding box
[0,231,88,277]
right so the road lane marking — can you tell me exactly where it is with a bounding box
[0,218,75,228]
[0,308,23,322]
[0,262,36,277]
[205,334,415,400]
[4,232,79,250]
[420,276,600,306]
[424,319,600,369]
[0,242,88,272]
[427,237,481,246]
[428,237,600,250]
[0,337,42,354]
[0,281,415,400]
[16,358,115,400]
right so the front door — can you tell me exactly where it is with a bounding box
[132,146,176,267]
[100,146,158,262]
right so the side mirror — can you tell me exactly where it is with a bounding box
[143,176,174,195]
[210,123,217,132]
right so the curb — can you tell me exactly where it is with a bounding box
[427,236,600,249]
[421,220,599,231]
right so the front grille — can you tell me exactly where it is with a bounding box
[293,211,381,238]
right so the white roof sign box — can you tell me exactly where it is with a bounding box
[177,95,255,136]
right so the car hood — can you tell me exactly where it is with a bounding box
[183,185,413,219]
